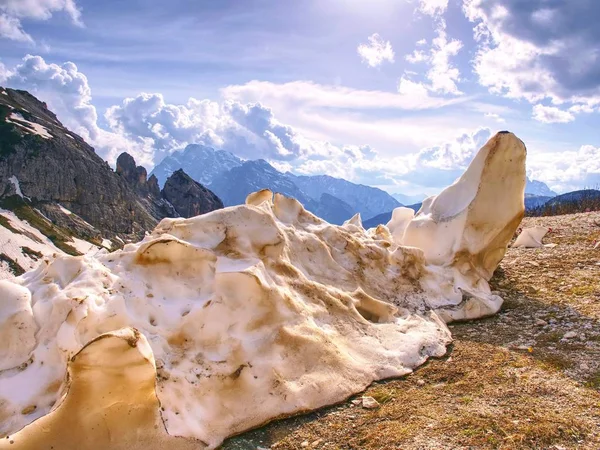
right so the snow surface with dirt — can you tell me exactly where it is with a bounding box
[0,132,526,449]
[0,209,64,280]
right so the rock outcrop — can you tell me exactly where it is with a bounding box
[161,169,224,218]
[115,153,224,220]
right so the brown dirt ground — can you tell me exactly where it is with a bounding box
[223,211,600,450]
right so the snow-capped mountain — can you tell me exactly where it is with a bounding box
[210,159,311,206]
[526,177,557,197]
[150,144,242,187]
[151,146,385,223]
[208,160,354,224]
[289,174,401,220]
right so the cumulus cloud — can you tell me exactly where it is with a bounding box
[105,93,340,162]
[357,33,395,68]
[403,22,463,95]
[2,55,154,166]
[5,55,98,136]
[417,0,449,17]
[398,127,492,188]
[532,104,575,124]
[464,0,600,110]
[0,0,82,42]
[528,145,600,192]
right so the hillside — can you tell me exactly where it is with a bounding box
[529,189,600,217]
[225,211,600,449]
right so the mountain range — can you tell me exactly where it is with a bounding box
[151,144,401,223]
[1,87,567,278]
[152,144,560,227]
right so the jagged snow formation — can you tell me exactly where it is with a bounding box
[512,226,550,248]
[393,131,526,321]
[0,131,526,449]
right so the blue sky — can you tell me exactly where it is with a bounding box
[1,0,599,195]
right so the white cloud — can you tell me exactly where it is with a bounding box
[415,127,491,170]
[0,0,82,42]
[403,22,463,95]
[532,105,575,124]
[5,55,594,195]
[2,55,153,166]
[405,50,427,64]
[484,112,505,123]
[464,0,600,111]
[222,80,462,112]
[528,145,600,192]
[0,14,32,42]
[357,33,395,68]
[417,0,449,17]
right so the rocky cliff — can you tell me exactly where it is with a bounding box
[0,87,223,278]
[0,87,158,240]
[162,169,224,217]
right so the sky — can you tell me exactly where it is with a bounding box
[0,0,599,196]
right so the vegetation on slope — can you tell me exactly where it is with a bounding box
[0,195,81,256]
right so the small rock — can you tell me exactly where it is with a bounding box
[527,261,540,267]
[563,331,577,339]
[351,399,362,406]
[580,362,589,370]
[361,396,380,409]
[416,379,426,386]
[311,439,323,447]
[535,319,548,326]
[301,441,309,448]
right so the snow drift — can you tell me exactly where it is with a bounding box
[0,131,526,449]
[512,226,550,248]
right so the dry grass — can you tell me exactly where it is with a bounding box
[223,211,600,450]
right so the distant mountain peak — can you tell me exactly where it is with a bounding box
[150,143,242,187]
[526,177,557,197]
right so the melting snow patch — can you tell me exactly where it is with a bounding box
[6,113,53,139]
[0,209,64,279]
[101,239,112,249]
[0,132,528,450]
[70,238,100,255]
[58,204,72,216]
[8,176,25,199]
